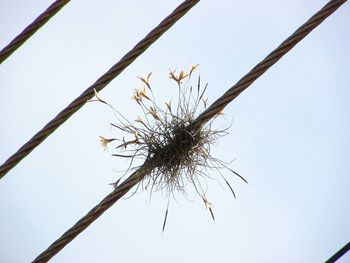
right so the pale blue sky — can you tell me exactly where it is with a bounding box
[0,1,349,262]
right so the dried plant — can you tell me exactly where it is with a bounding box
[95,64,247,230]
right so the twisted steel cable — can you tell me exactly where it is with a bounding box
[191,0,347,128]
[0,0,200,180]
[0,0,70,64]
[33,164,153,263]
[32,0,346,262]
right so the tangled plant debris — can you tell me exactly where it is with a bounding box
[95,64,247,230]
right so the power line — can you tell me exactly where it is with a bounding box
[325,242,350,263]
[33,165,152,263]
[191,0,347,128]
[0,0,70,64]
[0,0,200,180]
[31,0,347,262]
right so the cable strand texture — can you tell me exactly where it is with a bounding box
[33,164,152,263]
[0,0,70,64]
[191,0,346,128]
[32,0,346,262]
[0,0,200,180]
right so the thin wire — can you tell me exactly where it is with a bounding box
[0,0,70,64]
[31,0,346,262]
[325,242,350,263]
[0,0,200,180]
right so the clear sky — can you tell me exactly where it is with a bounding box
[0,1,349,262]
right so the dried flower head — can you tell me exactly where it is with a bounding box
[95,65,247,230]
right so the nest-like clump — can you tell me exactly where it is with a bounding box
[97,65,246,225]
